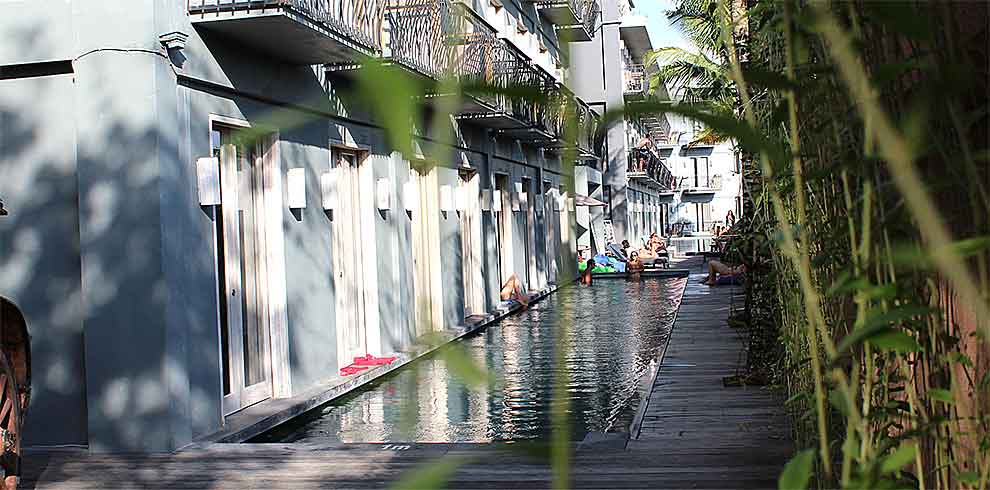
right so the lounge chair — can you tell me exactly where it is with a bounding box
[607,243,628,262]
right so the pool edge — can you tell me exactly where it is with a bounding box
[188,281,570,448]
[625,273,692,443]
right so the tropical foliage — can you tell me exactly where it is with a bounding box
[646,0,990,488]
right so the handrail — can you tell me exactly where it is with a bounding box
[627,148,674,189]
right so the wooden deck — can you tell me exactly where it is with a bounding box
[20,257,791,489]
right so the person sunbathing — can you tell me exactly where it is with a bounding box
[500,273,529,307]
[647,232,667,254]
[703,260,746,286]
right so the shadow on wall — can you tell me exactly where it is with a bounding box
[1,56,223,454]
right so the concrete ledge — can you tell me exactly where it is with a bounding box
[192,281,568,448]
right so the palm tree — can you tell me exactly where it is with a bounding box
[644,0,744,143]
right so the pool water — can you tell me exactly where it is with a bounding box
[254,277,686,443]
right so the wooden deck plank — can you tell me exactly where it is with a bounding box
[629,263,791,488]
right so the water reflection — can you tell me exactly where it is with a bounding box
[256,277,685,443]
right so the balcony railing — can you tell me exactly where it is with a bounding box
[383,0,456,78]
[537,0,599,41]
[627,148,674,190]
[624,64,647,96]
[580,0,600,37]
[188,0,385,63]
[455,34,561,135]
[683,174,722,192]
[573,98,599,157]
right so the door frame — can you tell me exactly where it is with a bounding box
[209,114,291,416]
[330,147,377,369]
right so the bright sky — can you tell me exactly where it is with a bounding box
[633,0,699,53]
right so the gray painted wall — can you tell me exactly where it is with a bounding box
[0,0,583,452]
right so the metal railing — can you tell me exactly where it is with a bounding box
[627,148,674,189]
[575,99,599,155]
[187,0,385,52]
[624,64,647,95]
[384,0,457,78]
[580,0,600,36]
[536,0,599,36]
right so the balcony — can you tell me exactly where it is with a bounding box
[455,37,560,140]
[382,0,455,79]
[627,148,673,190]
[681,174,722,199]
[624,64,648,99]
[537,0,600,42]
[187,0,384,64]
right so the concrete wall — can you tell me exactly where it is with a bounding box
[0,0,583,453]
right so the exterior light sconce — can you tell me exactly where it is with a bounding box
[320,171,338,211]
[376,178,391,211]
[159,31,189,51]
[520,192,529,210]
[403,180,418,212]
[511,183,523,212]
[287,168,306,209]
[481,189,493,212]
[196,157,221,206]
[492,190,503,212]
[439,185,454,213]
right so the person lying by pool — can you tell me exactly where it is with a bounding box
[626,252,645,277]
[647,232,667,254]
[580,259,595,285]
[500,273,530,307]
[702,259,746,286]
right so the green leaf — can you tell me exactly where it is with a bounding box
[391,455,470,490]
[778,449,815,490]
[880,443,917,474]
[741,65,799,91]
[957,471,980,484]
[870,330,923,353]
[859,305,938,331]
[928,388,954,405]
[863,2,932,40]
[837,325,893,354]
[438,344,491,388]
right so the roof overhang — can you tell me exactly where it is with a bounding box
[619,15,653,63]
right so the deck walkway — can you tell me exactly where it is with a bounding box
[20,256,791,489]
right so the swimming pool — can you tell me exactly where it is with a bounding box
[254,277,686,443]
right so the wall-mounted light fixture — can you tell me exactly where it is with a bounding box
[481,189,493,212]
[320,171,337,210]
[403,180,418,212]
[376,178,391,211]
[439,185,454,212]
[196,157,221,206]
[492,190,503,212]
[287,168,306,209]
